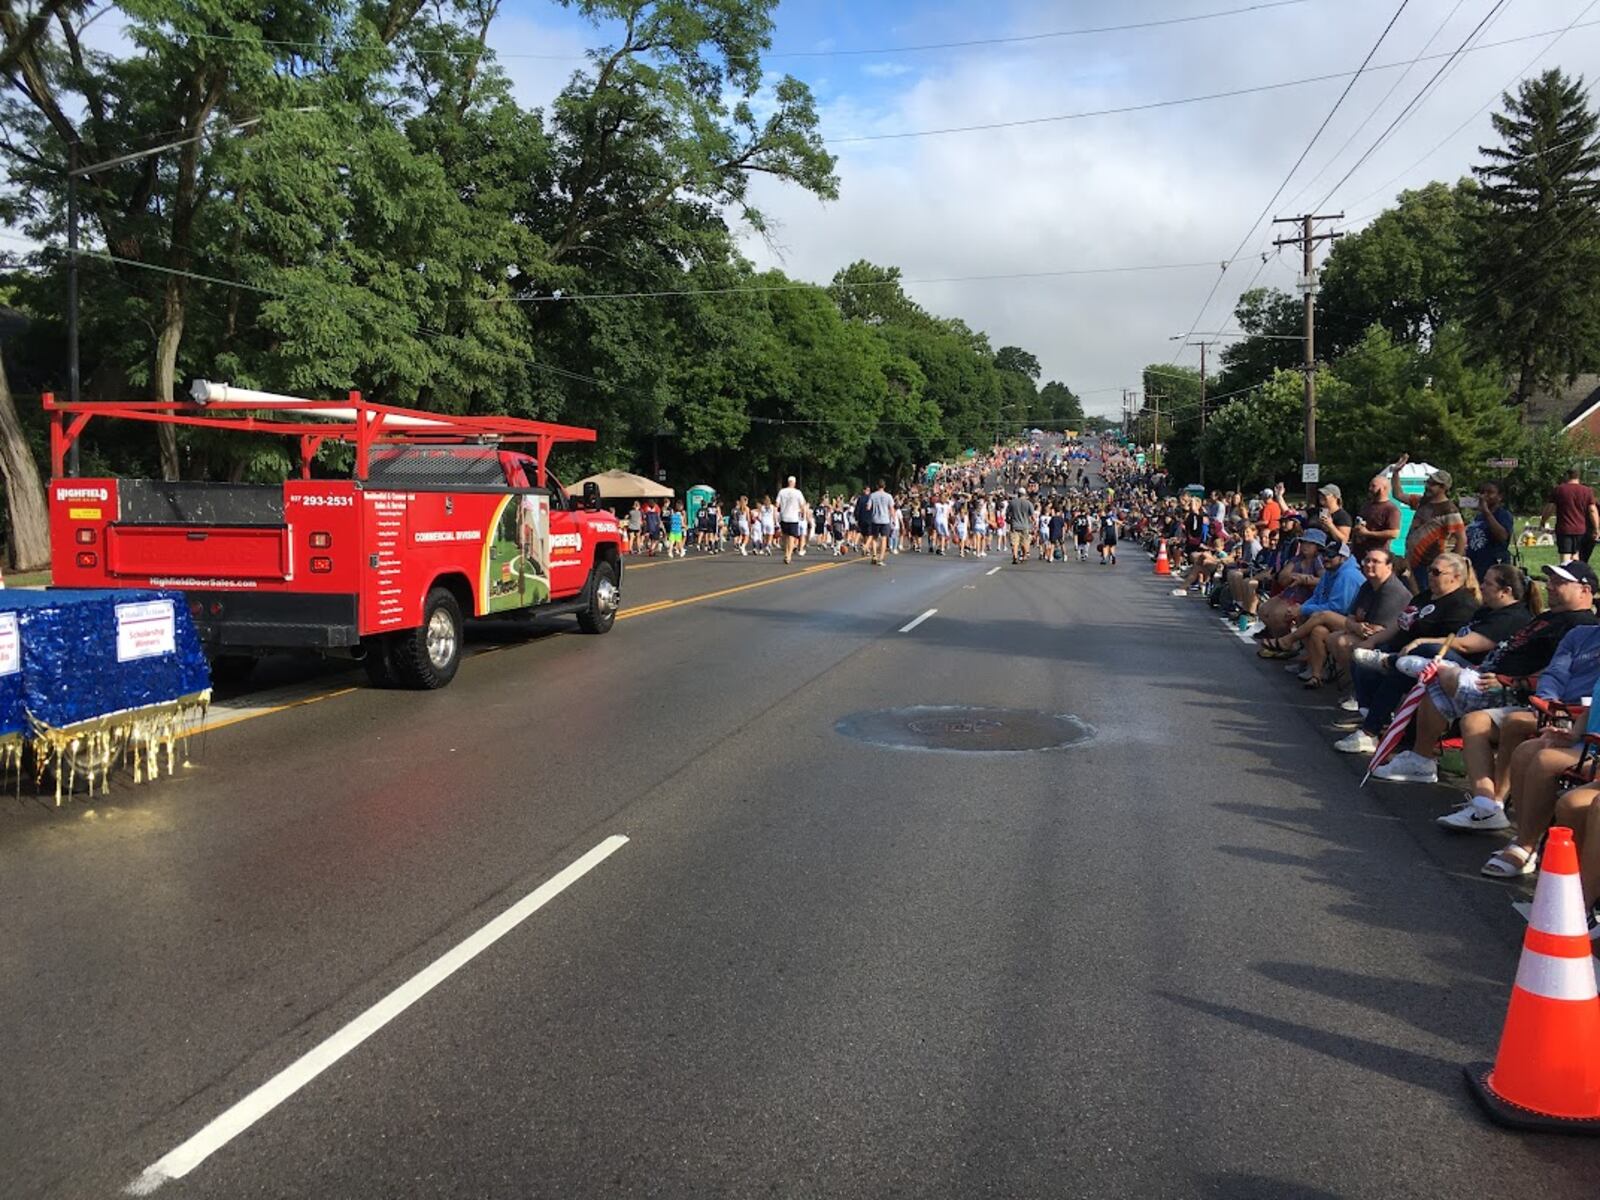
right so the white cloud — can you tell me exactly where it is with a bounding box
[861,61,914,78]
[737,0,1600,413]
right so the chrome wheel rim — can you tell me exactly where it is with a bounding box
[426,608,457,669]
[595,577,619,614]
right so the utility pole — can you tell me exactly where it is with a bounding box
[1273,213,1343,512]
[1169,338,1219,487]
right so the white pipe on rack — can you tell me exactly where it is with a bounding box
[187,380,450,428]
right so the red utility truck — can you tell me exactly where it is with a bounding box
[45,383,625,688]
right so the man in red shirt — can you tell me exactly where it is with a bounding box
[1258,487,1282,534]
[1542,467,1600,564]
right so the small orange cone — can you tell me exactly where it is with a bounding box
[1466,827,1600,1132]
[1153,540,1171,576]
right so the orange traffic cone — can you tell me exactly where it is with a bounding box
[1466,827,1600,1132]
[1152,540,1171,576]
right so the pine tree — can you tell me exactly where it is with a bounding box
[1467,69,1600,406]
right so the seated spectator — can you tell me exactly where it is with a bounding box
[1333,553,1489,755]
[1311,484,1353,548]
[1257,526,1326,639]
[1369,562,1597,785]
[1471,696,1594,878]
[1170,533,1231,597]
[1255,542,1366,680]
[1317,547,1413,699]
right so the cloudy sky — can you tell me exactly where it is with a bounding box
[491,0,1600,415]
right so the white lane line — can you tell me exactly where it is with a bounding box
[985,566,1002,577]
[128,835,630,1195]
[899,608,937,634]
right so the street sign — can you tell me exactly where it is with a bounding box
[1301,463,1320,483]
[656,469,667,481]
[1486,457,1519,469]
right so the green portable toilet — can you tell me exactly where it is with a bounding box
[686,484,716,530]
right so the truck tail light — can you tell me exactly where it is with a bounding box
[310,531,332,548]
[75,528,96,544]
[75,551,97,567]
[189,600,203,617]
[209,601,224,617]
[310,556,332,573]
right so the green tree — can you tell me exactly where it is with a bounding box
[1466,68,1600,404]
[1320,325,1521,491]
[994,345,1040,380]
[1212,288,1302,399]
[1319,181,1478,355]
[1196,372,1306,490]
[1038,380,1083,424]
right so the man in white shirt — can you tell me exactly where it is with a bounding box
[776,475,808,564]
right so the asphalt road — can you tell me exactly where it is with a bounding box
[4,541,1599,1198]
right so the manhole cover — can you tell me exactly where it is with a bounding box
[834,706,1094,753]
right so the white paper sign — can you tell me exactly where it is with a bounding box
[0,612,18,677]
[1301,463,1320,483]
[116,600,176,662]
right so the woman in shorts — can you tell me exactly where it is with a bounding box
[953,500,969,558]
[972,498,988,559]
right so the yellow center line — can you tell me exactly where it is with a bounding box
[203,686,360,734]
[618,559,858,620]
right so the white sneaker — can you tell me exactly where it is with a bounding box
[1334,730,1377,754]
[1170,588,1189,597]
[1350,648,1388,672]
[1338,696,1361,713]
[1436,796,1512,832]
[799,548,807,556]
[1371,750,1439,784]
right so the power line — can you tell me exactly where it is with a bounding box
[1277,0,1469,216]
[1315,0,1514,210]
[506,261,1224,303]
[0,231,1224,304]
[1164,0,1413,366]
[833,19,1600,143]
[175,1,1316,62]
[1336,0,1600,215]
[767,0,1315,58]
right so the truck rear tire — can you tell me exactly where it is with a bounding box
[577,560,619,634]
[394,587,463,689]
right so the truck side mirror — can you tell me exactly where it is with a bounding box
[582,481,601,509]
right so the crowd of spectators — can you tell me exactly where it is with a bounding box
[1157,454,1600,956]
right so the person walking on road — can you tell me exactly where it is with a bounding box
[1008,487,1037,565]
[776,476,807,564]
[867,480,895,565]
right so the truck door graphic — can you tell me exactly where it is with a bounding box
[485,494,550,612]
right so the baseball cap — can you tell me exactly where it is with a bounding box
[1318,484,1341,500]
[1427,469,1453,489]
[1259,488,1273,497]
[1299,527,1329,548]
[1544,562,1599,589]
